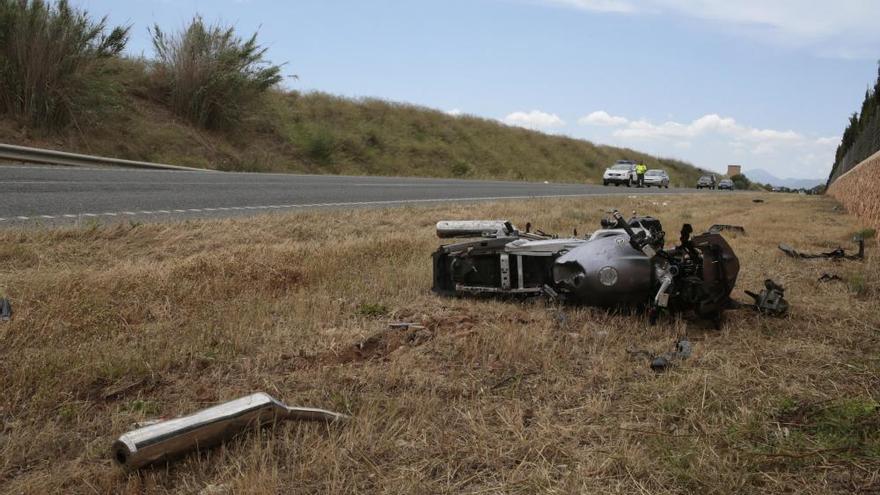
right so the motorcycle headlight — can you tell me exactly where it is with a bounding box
[598,266,618,286]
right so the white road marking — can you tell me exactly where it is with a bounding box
[1,191,703,224]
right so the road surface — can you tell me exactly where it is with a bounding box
[0,164,703,226]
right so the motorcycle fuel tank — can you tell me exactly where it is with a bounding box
[552,233,653,306]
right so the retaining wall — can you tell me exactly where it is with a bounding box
[827,148,880,230]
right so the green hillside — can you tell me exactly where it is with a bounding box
[1,76,703,185]
[0,1,704,185]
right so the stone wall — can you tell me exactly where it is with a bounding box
[827,148,880,230]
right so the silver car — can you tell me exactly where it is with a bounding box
[643,169,670,188]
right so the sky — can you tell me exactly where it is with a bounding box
[77,0,880,179]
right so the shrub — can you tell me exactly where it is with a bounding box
[304,128,336,164]
[451,161,471,177]
[356,303,388,317]
[730,173,752,190]
[149,16,283,130]
[0,0,129,128]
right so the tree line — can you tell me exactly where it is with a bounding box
[828,62,880,185]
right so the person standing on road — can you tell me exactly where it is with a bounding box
[635,162,647,188]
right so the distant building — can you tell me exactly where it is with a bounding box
[727,164,742,177]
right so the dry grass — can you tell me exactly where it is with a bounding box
[0,193,878,494]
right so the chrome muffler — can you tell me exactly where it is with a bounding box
[112,392,347,469]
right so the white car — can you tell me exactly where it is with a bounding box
[643,169,670,188]
[602,161,637,186]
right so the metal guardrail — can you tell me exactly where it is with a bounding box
[0,143,210,172]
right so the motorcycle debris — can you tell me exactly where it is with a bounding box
[0,298,10,322]
[779,236,865,260]
[745,279,789,316]
[112,393,347,470]
[708,224,746,235]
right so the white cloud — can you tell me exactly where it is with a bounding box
[815,136,841,146]
[542,0,636,14]
[538,0,880,57]
[612,114,803,150]
[575,110,831,178]
[578,110,629,126]
[503,110,566,130]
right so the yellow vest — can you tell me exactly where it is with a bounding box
[636,164,647,174]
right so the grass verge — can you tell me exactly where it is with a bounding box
[0,193,877,493]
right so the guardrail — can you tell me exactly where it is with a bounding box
[0,143,210,172]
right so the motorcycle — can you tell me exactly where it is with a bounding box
[431,210,744,324]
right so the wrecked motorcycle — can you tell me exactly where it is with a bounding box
[432,210,745,323]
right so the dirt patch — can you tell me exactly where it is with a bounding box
[287,324,436,369]
[80,375,167,403]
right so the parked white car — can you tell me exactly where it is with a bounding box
[643,169,670,188]
[602,160,637,186]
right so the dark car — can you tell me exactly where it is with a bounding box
[696,175,716,189]
[718,179,735,190]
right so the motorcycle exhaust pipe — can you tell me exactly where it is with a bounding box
[436,220,513,239]
[112,392,347,469]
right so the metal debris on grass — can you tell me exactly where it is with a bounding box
[112,392,347,469]
[745,279,790,316]
[629,337,693,373]
[818,273,844,283]
[0,298,10,322]
[779,236,865,260]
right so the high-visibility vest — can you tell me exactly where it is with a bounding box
[636,164,647,174]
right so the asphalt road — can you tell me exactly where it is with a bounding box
[0,164,702,226]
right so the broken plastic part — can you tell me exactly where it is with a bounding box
[708,224,746,235]
[650,356,671,372]
[0,298,10,322]
[675,338,693,359]
[111,393,347,469]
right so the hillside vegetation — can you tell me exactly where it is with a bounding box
[1,70,702,185]
[827,62,880,184]
[0,1,703,185]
